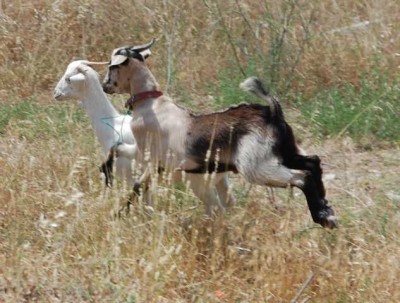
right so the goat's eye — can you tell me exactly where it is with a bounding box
[66,77,71,83]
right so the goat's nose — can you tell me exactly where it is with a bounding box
[53,90,62,100]
[102,83,113,94]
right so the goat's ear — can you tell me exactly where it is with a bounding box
[124,49,146,62]
[140,49,151,60]
[68,73,86,83]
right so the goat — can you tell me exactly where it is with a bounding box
[54,59,234,211]
[53,60,137,187]
[102,40,337,228]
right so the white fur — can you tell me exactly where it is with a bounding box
[54,60,137,186]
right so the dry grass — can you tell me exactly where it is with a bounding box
[1,121,400,302]
[0,0,399,99]
[1,0,400,302]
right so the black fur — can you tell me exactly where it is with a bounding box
[183,162,238,174]
[100,157,114,187]
[266,102,331,224]
[300,172,335,227]
[271,118,326,198]
[115,48,145,62]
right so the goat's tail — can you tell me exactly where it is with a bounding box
[239,77,283,120]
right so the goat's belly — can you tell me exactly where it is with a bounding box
[178,157,237,174]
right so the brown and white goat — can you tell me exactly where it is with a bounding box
[102,40,337,228]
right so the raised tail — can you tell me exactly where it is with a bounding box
[239,76,284,120]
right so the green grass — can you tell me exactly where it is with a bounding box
[295,74,400,143]
[211,61,399,145]
[0,98,88,141]
[209,60,264,109]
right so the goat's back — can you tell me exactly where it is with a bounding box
[185,103,281,171]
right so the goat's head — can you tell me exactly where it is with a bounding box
[102,39,155,95]
[54,60,107,100]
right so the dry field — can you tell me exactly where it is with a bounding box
[1,0,400,302]
[1,120,399,302]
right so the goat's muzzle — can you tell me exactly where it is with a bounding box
[53,90,63,100]
[102,83,115,94]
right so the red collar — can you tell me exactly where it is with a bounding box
[125,90,163,109]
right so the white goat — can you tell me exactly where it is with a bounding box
[53,60,137,187]
[102,40,337,228]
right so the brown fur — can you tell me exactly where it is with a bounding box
[185,104,277,173]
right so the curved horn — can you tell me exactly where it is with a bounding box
[130,38,156,53]
[76,64,90,74]
[86,61,109,66]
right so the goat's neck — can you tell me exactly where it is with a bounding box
[130,64,160,96]
[80,81,120,150]
[81,81,119,121]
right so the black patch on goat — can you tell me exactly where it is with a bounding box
[185,129,241,173]
[183,162,238,174]
[184,103,275,174]
[186,119,246,173]
[115,48,145,62]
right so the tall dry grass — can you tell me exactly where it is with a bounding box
[1,122,400,302]
[0,0,398,99]
[1,0,400,302]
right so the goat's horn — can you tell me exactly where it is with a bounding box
[76,65,90,74]
[86,61,109,65]
[130,38,156,53]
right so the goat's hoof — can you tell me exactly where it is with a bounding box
[144,205,155,215]
[317,206,338,229]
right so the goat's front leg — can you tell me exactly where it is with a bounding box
[100,143,138,188]
[100,148,116,187]
[124,167,152,213]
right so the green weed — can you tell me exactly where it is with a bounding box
[0,98,88,141]
[295,74,400,143]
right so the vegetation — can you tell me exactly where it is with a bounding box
[0,0,399,301]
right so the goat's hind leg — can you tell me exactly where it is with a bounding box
[284,154,326,198]
[248,163,337,228]
[283,154,337,228]
[188,174,226,216]
[215,174,236,209]
[300,171,337,228]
